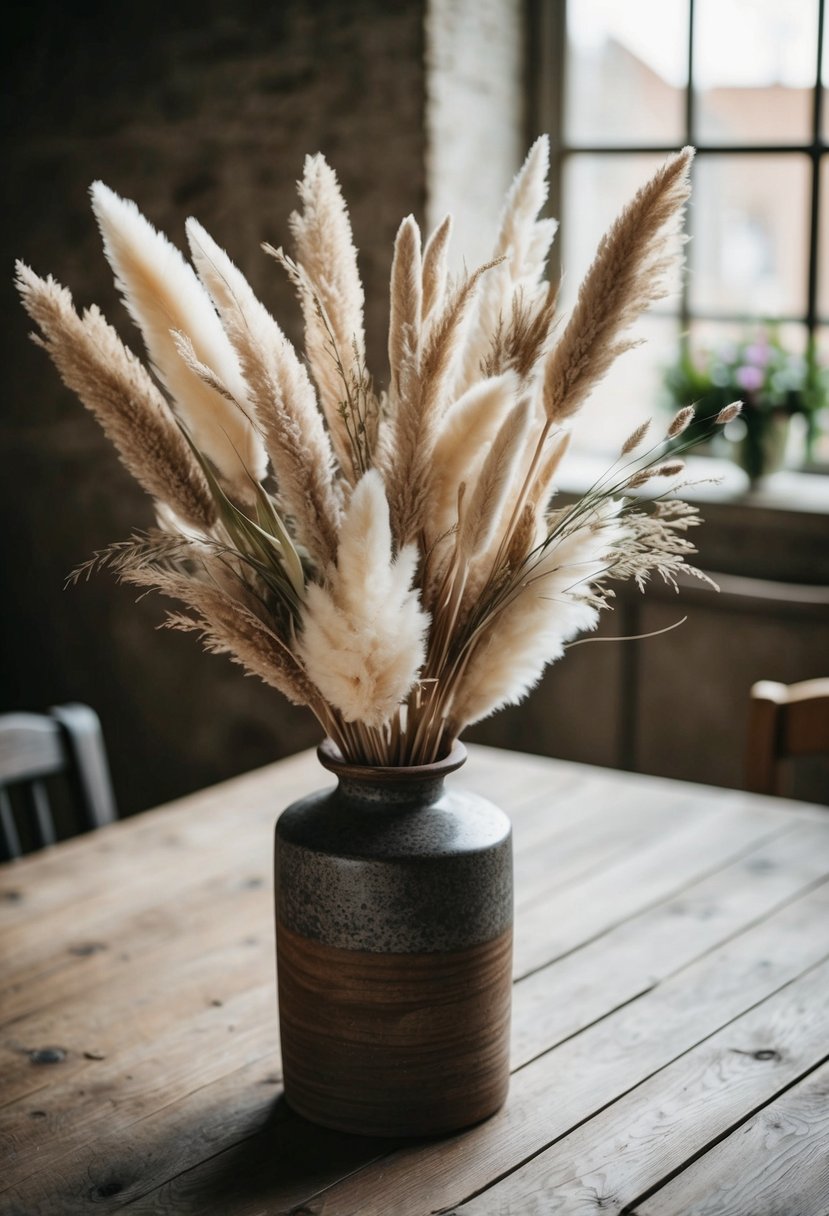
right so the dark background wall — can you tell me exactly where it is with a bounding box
[1,0,427,815]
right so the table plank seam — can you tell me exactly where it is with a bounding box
[621,1050,829,1216]
[513,820,802,982]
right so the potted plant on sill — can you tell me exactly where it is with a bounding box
[16,139,737,1138]
[663,328,828,483]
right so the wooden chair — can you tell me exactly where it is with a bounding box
[0,704,117,860]
[746,679,829,798]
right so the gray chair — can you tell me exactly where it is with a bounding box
[0,704,117,860]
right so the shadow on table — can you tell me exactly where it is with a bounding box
[133,1095,410,1215]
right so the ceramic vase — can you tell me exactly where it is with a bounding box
[274,739,513,1137]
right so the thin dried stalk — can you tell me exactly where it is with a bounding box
[16,265,216,532]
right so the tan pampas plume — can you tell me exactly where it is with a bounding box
[185,218,342,568]
[90,183,267,498]
[383,258,498,545]
[16,264,216,533]
[666,405,694,438]
[543,147,693,425]
[621,419,652,456]
[298,472,429,728]
[127,564,317,708]
[288,153,367,480]
[716,401,742,425]
[421,215,452,325]
[387,215,423,404]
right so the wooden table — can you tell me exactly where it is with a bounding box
[2,745,828,1215]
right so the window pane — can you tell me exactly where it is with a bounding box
[568,317,681,456]
[694,0,818,145]
[565,0,688,146]
[560,153,685,316]
[689,155,810,316]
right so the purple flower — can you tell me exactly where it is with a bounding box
[744,341,771,367]
[736,364,764,392]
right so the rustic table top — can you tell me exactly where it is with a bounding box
[1,745,828,1216]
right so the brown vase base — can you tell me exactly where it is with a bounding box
[276,920,512,1137]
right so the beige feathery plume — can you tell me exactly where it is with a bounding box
[543,147,693,424]
[90,183,267,497]
[421,215,452,326]
[387,215,423,404]
[458,397,534,559]
[288,153,366,479]
[716,401,742,425]
[16,264,216,532]
[127,564,315,706]
[297,471,429,727]
[666,406,694,438]
[185,218,342,568]
[427,371,519,542]
[449,512,618,729]
[621,419,652,456]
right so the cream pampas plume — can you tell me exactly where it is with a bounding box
[297,471,429,728]
[16,264,216,533]
[90,182,267,497]
[185,218,342,569]
[426,371,519,544]
[543,148,693,424]
[288,154,368,480]
[449,514,617,729]
[458,397,534,559]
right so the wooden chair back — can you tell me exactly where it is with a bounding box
[0,704,117,860]
[746,678,829,798]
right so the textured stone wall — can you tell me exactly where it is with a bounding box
[1,0,427,813]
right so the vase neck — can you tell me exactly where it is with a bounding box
[334,774,447,811]
[317,738,467,813]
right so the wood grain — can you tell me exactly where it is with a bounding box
[277,920,512,1137]
[455,959,829,1215]
[633,1060,829,1216]
[0,745,826,1216]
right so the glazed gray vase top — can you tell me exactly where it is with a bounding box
[274,739,514,1138]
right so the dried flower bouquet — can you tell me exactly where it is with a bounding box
[16,140,738,767]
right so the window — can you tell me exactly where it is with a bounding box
[535,0,828,463]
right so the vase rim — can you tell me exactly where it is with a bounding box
[317,738,467,783]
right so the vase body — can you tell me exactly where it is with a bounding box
[274,740,513,1137]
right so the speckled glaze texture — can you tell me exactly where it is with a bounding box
[274,741,513,954]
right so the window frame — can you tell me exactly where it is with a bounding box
[529,0,828,460]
